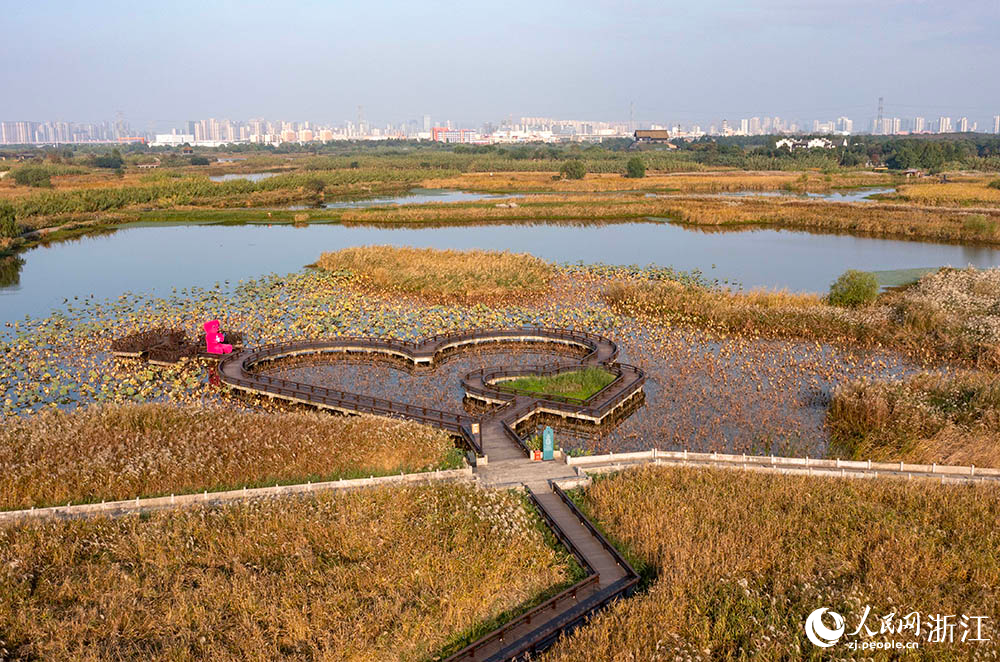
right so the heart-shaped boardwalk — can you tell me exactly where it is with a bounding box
[217,327,645,465]
[216,328,645,661]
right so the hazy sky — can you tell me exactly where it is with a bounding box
[2,0,998,128]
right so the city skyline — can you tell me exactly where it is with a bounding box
[3,107,1000,146]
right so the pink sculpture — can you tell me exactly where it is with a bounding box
[204,320,233,355]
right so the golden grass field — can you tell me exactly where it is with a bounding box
[896,179,1000,206]
[0,484,572,661]
[315,245,557,303]
[0,404,458,510]
[334,189,1000,245]
[421,170,896,193]
[544,466,1000,661]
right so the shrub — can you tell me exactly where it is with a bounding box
[190,156,211,166]
[559,160,586,180]
[827,269,878,308]
[625,156,646,179]
[93,150,124,169]
[302,176,326,195]
[11,165,52,188]
[989,178,1000,190]
[963,213,998,236]
[0,202,20,238]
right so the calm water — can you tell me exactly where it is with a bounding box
[208,172,280,182]
[289,188,503,209]
[4,220,1000,323]
[660,187,895,202]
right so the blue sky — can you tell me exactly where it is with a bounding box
[1,0,998,128]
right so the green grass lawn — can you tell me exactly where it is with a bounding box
[499,366,617,401]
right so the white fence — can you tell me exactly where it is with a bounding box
[568,449,1000,483]
[0,466,474,524]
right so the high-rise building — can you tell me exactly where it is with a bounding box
[938,116,953,133]
[739,118,749,135]
[957,117,969,132]
[913,117,925,133]
[423,115,431,133]
[994,115,1000,134]
[749,117,761,135]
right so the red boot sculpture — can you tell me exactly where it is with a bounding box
[204,320,233,355]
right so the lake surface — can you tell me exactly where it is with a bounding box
[662,187,895,202]
[4,220,1000,323]
[208,172,280,182]
[289,188,503,209]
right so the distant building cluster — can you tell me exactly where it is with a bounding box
[0,117,144,145]
[3,109,1000,146]
[870,115,985,135]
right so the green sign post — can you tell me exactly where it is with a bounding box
[542,426,554,461]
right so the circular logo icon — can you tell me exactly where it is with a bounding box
[805,608,845,648]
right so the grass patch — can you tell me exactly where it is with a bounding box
[963,213,999,237]
[653,195,1000,244]
[897,180,1000,206]
[829,370,1000,467]
[0,483,571,662]
[422,171,896,194]
[0,404,459,510]
[543,465,1000,660]
[315,245,556,303]
[499,366,617,402]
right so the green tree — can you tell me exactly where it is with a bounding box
[828,270,879,308]
[190,156,210,166]
[94,149,124,169]
[12,166,52,188]
[625,157,646,178]
[559,160,586,180]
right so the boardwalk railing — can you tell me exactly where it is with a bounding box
[218,328,631,459]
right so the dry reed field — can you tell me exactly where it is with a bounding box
[543,466,1000,661]
[421,171,895,193]
[829,370,1000,467]
[336,189,1000,245]
[315,245,556,303]
[603,267,1000,369]
[897,180,1000,206]
[654,196,1000,243]
[0,404,458,510]
[0,484,572,661]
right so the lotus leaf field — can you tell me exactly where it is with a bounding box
[1,258,927,462]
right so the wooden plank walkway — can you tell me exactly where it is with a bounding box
[442,481,638,662]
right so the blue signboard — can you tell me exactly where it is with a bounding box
[542,426,555,461]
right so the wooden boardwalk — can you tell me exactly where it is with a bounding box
[214,328,645,660]
[442,481,638,662]
[216,327,645,463]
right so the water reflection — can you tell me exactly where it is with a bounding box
[0,256,24,288]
